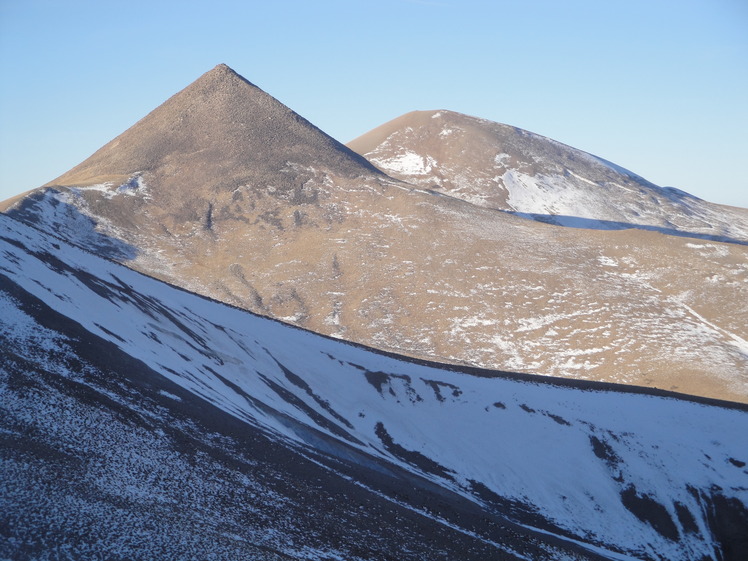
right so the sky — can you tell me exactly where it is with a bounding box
[1,0,747,207]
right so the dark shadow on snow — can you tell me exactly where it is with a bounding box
[508,211,748,246]
[5,188,139,260]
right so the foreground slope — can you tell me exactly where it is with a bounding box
[2,213,747,560]
[2,288,515,561]
[348,110,748,244]
[2,65,747,402]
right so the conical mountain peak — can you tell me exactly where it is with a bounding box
[45,64,381,192]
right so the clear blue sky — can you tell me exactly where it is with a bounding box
[1,0,747,207]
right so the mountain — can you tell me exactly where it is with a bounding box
[11,63,384,248]
[347,110,748,244]
[2,65,747,404]
[50,63,381,192]
[2,213,747,560]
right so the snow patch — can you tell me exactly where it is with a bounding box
[371,152,437,176]
[157,389,182,401]
[597,256,619,267]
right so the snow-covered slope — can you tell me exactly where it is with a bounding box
[348,110,748,244]
[2,213,747,560]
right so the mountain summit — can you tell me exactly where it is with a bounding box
[349,110,748,244]
[5,63,390,247]
[49,63,380,191]
[3,66,747,403]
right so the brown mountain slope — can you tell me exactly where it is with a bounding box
[4,66,747,403]
[28,63,383,239]
[53,63,381,188]
[348,110,748,244]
